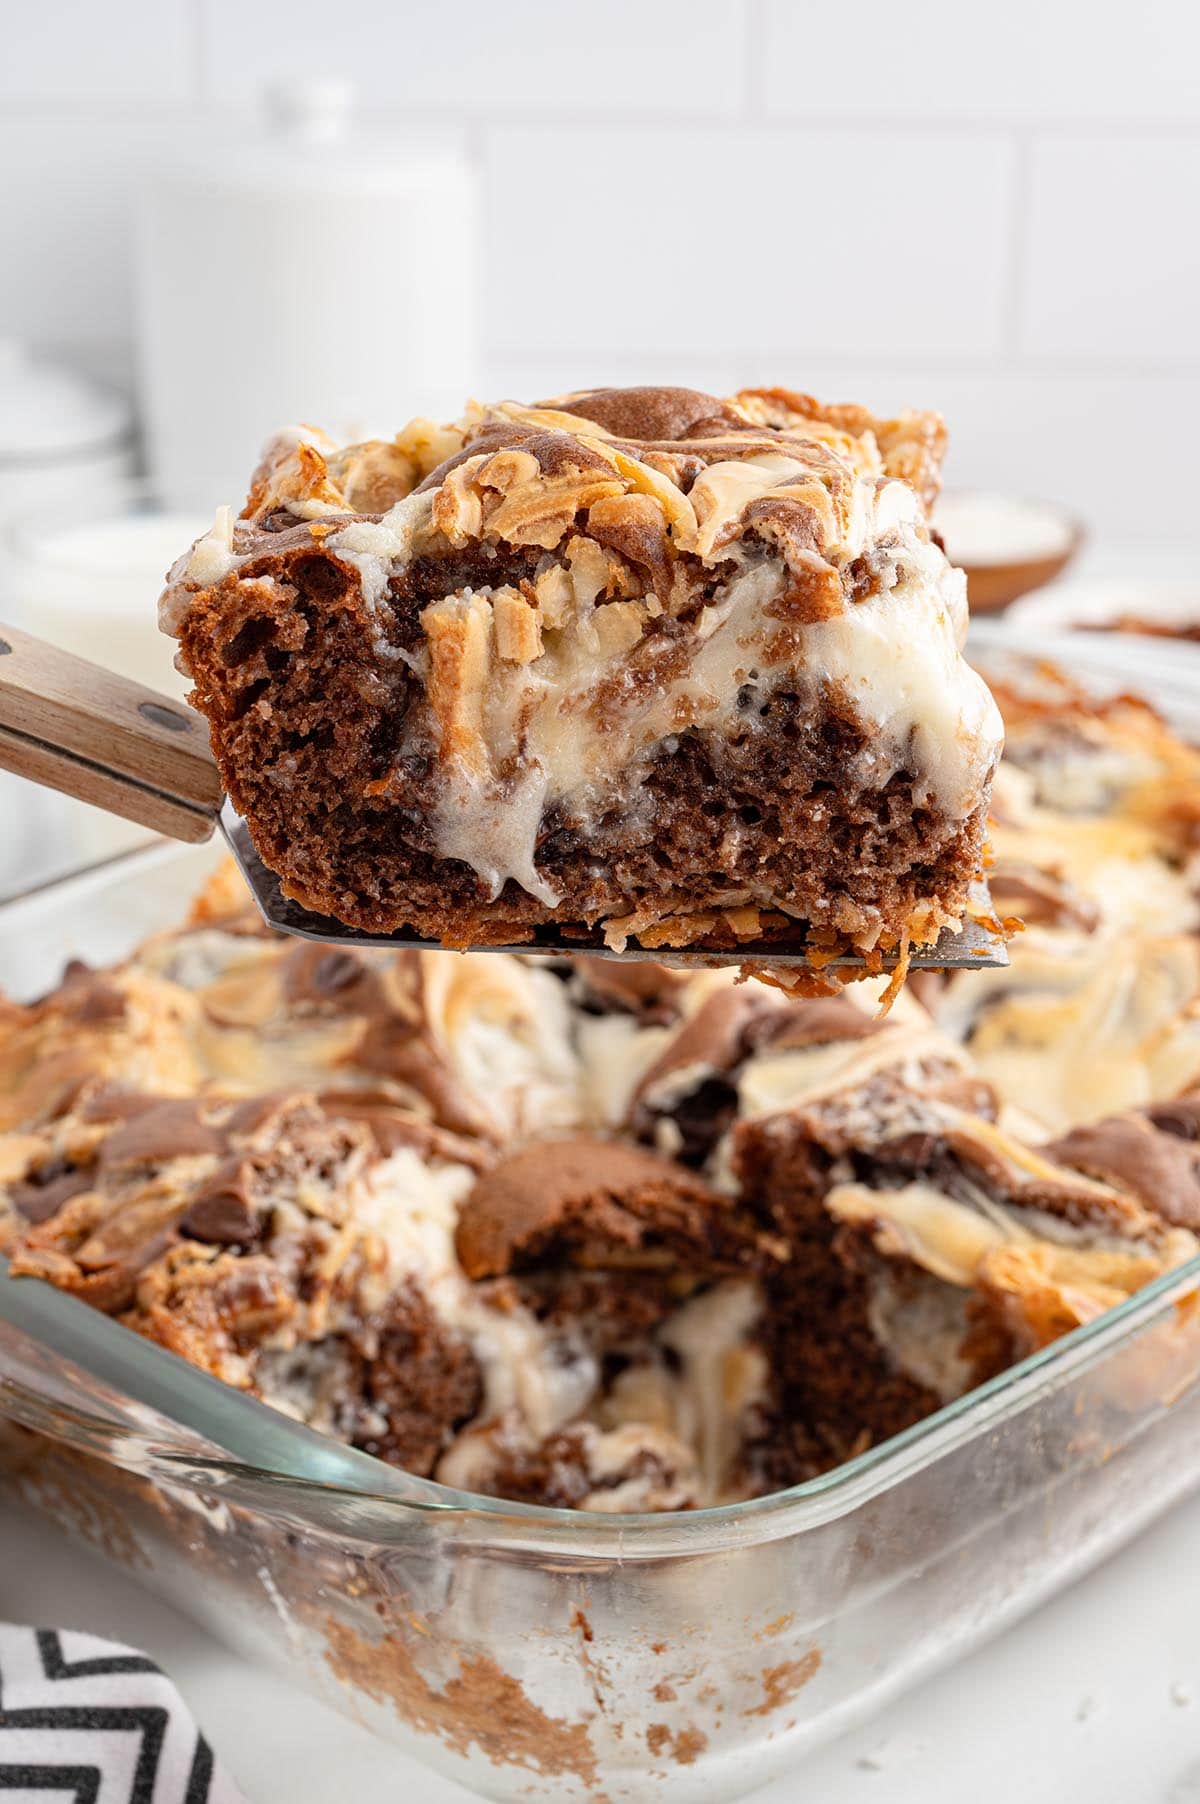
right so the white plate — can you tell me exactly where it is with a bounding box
[1006,575,1200,637]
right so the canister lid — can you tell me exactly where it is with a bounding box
[262,77,355,147]
[146,79,474,198]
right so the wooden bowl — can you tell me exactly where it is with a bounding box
[963,536,1083,615]
[934,492,1085,617]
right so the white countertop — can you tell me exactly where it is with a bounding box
[4,1485,1200,1803]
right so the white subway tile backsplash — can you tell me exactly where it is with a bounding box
[0,3,1196,547]
[0,117,171,350]
[1021,137,1200,363]
[945,371,1200,543]
[482,354,743,406]
[827,367,1200,542]
[199,0,747,115]
[762,0,1200,121]
[0,0,192,103]
[484,127,1014,360]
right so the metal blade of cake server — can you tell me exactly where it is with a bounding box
[220,804,1009,971]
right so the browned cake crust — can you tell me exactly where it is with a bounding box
[454,1137,771,1280]
[161,385,1002,959]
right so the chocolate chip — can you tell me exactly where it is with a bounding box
[310,951,363,994]
[179,1160,260,1244]
[1046,1116,1200,1230]
[55,966,128,1025]
[1147,1099,1200,1142]
[753,997,882,1052]
[571,956,688,1025]
[99,1099,227,1168]
[874,1130,943,1171]
[664,1077,740,1169]
[222,1092,306,1140]
[80,1089,166,1126]
[282,945,371,1008]
[10,1160,94,1224]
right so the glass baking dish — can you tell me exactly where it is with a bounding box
[3,636,1200,1804]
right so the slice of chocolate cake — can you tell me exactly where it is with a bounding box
[439,1138,782,1509]
[6,1088,489,1476]
[160,385,1003,964]
[0,906,783,1510]
[732,1082,1197,1484]
[927,666,1200,1135]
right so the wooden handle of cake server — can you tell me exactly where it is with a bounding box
[0,622,223,843]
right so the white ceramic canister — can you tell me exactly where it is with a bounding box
[0,342,135,551]
[0,486,211,892]
[136,80,479,513]
[5,487,206,700]
[0,348,140,896]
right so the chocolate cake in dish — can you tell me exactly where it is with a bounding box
[732,1080,1195,1481]
[159,385,1003,966]
[925,670,1200,1134]
[3,657,1199,1512]
[0,892,785,1509]
[6,654,1200,1515]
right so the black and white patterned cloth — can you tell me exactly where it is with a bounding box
[0,1623,246,1802]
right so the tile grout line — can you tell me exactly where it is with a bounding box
[5,98,1200,136]
[187,0,208,106]
[484,349,1200,381]
[740,0,767,122]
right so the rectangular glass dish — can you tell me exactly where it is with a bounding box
[2,633,1200,1803]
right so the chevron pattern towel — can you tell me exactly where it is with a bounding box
[0,1622,246,1802]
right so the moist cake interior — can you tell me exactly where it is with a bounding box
[159,385,1002,964]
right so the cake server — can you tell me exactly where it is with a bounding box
[0,620,1008,972]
